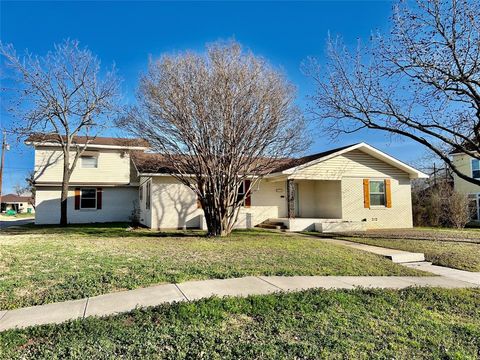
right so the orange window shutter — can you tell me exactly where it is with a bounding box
[363,179,370,208]
[244,180,251,208]
[385,179,392,208]
[75,188,81,210]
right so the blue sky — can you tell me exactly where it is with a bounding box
[0,1,424,193]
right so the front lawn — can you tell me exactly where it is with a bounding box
[0,224,424,310]
[340,237,480,272]
[335,227,480,244]
[1,287,479,359]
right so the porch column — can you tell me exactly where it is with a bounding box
[287,179,295,219]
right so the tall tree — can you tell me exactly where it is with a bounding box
[1,40,120,225]
[122,41,307,236]
[306,0,480,185]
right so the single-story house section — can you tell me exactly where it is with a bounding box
[1,194,35,214]
[132,143,428,232]
[28,135,428,231]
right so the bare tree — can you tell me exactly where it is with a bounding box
[446,191,471,228]
[1,40,120,225]
[306,0,480,185]
[13,183,26,196]
[122,41,307,237]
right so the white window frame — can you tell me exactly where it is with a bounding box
[80,188,97,210]
[472,159,480,179]
[81,156,98,169]
[237,180,247,205]
[369,180,386,207]
[468,193,480,221]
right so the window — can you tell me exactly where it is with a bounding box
[139,185,143,201]
[81,156,98,168]
[369,180,386,206]
[81,188,97,209]
[237,181,246,204]
[146,182,151,210]
[472,160,480,179]
[468,194,479,221]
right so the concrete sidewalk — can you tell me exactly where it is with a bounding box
[1,275,477,332]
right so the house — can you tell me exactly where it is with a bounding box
[26,135,149,225]
[28,135,428,231]
[0,194,35,214]
[451,149,480,221]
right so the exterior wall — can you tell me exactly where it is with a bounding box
[296,180,342,218]
[341,176,413,229]
[145,176,287,229]
[35,186,137,224]
[290,149,408,180]
[237,180,286,227]
[149,177,203,229]
[138,177,152,228]
[452,153,480,195]
[34,146,132,184]
[314,181,342,218]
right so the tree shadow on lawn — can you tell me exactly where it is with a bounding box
[0,222,276,239]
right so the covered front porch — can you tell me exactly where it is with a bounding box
[260,178,365,232]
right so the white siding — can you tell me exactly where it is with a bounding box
[452,153,480,195]
[145,176,286,229]
[149,177,203,229]
[290,149,408,180]
[35,187,137,224]
[35,147,132,184]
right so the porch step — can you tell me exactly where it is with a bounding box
[256,220,287,231]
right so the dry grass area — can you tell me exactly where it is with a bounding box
[340,227,480,244]
[0,224,424,310]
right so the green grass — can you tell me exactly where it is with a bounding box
[340,237,480,272]
[1,287,479,359]
[0,224,425,310]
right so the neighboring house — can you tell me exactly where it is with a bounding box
[0,194,35,214]
[27,135,428,231]
[26,135,149,225]
[451,150,480,221]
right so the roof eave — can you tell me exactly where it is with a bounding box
[26,141,149,151]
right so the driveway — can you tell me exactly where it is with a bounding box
[0,218,35,230]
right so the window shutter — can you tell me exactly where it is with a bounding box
[363,179,370,208]
[97,188,103,210]
[385,179,392,208]
[197,197,202,209]
[75,188,81,210]
[244,180,251,208]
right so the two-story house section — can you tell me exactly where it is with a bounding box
[26,135,149,225]
[452,149,480,222]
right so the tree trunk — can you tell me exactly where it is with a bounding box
[60,151,71,226]
[203,202,231,237]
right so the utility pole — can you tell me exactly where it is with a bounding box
[0,130,8,208]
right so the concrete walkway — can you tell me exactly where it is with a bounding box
[308,236,480,286]
[0,274,478,332]
[312,237,426,263]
